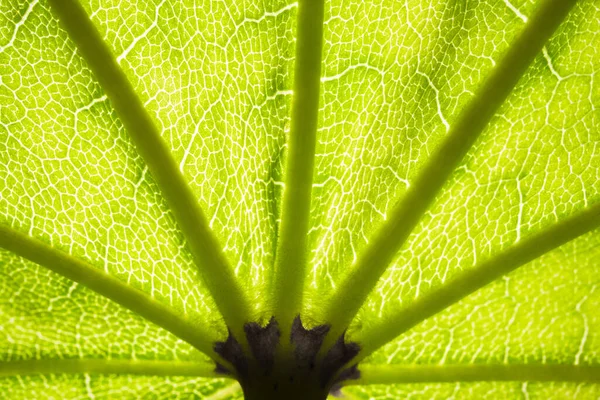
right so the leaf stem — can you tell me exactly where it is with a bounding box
[320,0,578,342]
[0,226,220,362]
[272,0,325,339]
[0,359,224,378]
[344,364,600,386]
[354,202,600,361]
[46,0,251,340]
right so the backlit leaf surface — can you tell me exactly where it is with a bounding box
[1,0,598,398]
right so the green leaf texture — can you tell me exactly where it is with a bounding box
[1,0,599,398]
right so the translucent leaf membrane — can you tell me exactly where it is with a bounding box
[363,230,600,367]
[341,382,600,400]
[0,374,241,399]
[78,0,296,313]
[359,0,600,324]
[0,0,223,328]
[0,250,204,363]
[304,0,540,311]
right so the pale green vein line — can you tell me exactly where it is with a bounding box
[320,0,578,340]
[344,364,600,386]
[0,226,218,361]
[205,382,242,400]
[46,0,251,339]
[0,359,224,378]
[354,202,600,360]
[272,0,325,340]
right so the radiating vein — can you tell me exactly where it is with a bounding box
[0,359,223,378]
[320,0,578,339]
[205,382,243,400]
[344,364,600,386]
[0,226,219,360]
[46,0,251,339]
[272,0,325,341]
[354,202,600,360]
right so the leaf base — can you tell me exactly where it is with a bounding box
[214,316,360,399]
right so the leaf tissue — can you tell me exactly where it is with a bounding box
[1,0,599,398]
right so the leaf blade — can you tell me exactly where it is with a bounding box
[0,226,219,360]
[321,0,578,339]
[46,0,252,337]
[354,202,600,360]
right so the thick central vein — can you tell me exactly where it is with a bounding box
[271,0,325,340]
[46,0,251,340]
[320,0,579,342]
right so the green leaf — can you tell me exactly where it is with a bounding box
[1,0,599,398]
